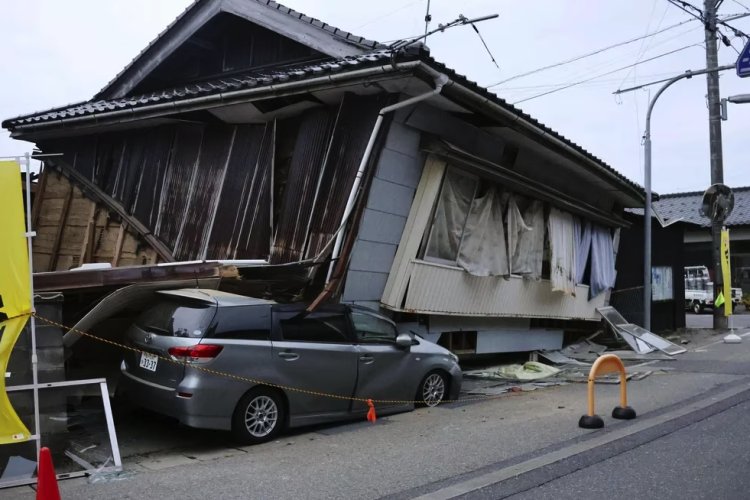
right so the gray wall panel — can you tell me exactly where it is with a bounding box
[349,240,398,273]
[383,122,421,157]
[367,178,415,218]
[375,148,423,189]
[358,209,407,245]
[342,271,390,301]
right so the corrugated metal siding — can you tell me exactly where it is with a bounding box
[270,108,333,263]
[155,124,204,250]
[173,125,235,260]
[304,93,385,259]
[132,127,175,228]
[206,123,275,259]
[403,260,606,320]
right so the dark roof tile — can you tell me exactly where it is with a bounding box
[653,186,750,227]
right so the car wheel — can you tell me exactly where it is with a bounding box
[416,371,448,408]
[692,302,702,314]
[231,388,286,445]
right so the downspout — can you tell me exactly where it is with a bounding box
[325,72,451,284]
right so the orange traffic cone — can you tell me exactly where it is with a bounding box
[366,399,377,423]
[36,447,61,500]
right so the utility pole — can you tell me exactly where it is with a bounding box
[704,0,728,330]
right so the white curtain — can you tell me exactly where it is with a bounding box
[511,199,544,278]
[548,207,576,295]
[574,217,592,284]
[457,187,509,277]
[590,224,616,297]
[425,169,475,262]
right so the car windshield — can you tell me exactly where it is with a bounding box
[135,298,215,338]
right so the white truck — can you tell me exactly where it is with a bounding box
[684,266,742,314]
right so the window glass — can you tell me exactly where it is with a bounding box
[351,312,397,343]
[135,299,214,338]
[279,312,350,343]
[210,305,271,340]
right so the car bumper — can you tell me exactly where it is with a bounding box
[448,364,463,401]
[119,361,245,431]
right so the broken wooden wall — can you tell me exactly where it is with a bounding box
[37,93,385,267]
[32,168,159,272]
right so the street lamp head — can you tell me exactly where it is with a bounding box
[727,94,750,104]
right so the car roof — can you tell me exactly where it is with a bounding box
[156,288,276,307]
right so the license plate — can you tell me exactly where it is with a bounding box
[139,352,158,372]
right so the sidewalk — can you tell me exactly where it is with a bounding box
[5,327,750,500]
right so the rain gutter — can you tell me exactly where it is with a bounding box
[9,61,422,135]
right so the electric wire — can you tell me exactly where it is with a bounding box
[512,43,702,104]
[503,22,702,100]
[487,18,697,88]
[618,2,670,89]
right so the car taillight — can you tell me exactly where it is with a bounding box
[168,344,223,364]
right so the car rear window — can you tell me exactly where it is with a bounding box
[208,305,272,340]
[135,298,215,338]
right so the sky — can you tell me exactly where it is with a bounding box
[1,0,749,195]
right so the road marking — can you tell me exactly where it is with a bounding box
[413,383,750,500]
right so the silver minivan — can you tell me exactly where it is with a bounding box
[118,289,462,444]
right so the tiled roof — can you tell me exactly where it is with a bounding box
[653,186,750,227]
[2,51,401,128]
[2,49,645,200]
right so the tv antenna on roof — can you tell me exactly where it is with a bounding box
[390,13,498,52]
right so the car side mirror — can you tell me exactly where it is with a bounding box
[396,333,412,349]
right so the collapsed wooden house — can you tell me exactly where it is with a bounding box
[4,0,647,355]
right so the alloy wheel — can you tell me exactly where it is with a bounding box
[244,395,279,438]
[422,373,446,407]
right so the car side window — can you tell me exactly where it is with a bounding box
[210,305,271,340]
[351,311,398,344]
[279,312,350,343]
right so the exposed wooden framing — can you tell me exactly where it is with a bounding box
[47,159,175,262]
[48,184,74,271]
[31,165,49,229]
[112,222,128,267]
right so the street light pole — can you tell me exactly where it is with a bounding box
[617,63,733,331]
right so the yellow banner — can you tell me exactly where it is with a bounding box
[721,228,732,316]
[0,315,31,444]
[0,161,31,321]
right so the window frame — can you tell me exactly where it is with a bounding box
[349,310,399,345]
[273,309,354,344]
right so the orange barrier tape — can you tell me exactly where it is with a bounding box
[31,313,529,407]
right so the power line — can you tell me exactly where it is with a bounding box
[618,2,670,89]
[667,0,749,37]
[511,43,701,104]
[487,18,696,88]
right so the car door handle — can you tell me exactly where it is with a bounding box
[359,355,374,364]
[278,351,299,361]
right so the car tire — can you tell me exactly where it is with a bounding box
[415,370,448,408]
[692,302,702,314]
[231,387,286,445]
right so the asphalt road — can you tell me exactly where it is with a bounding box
[503,398,750,500]
[686,310,750,329]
